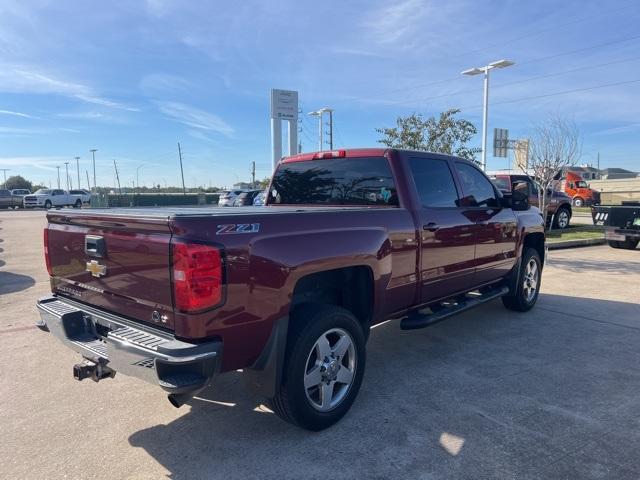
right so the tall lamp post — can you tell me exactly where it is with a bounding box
[136,164,143,192]
[89,149,97,191]
[461,59,514,171]
[64,162,70,190]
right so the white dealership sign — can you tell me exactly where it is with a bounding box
[270,89,298,170]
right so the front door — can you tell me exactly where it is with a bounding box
[406,156,477,303]
[454,162,518,284]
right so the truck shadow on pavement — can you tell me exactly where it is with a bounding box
[548,257,639,275]
[128,294,640,480]
[0,271,36,295]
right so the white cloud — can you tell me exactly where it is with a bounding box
[595,123,640,136]
[0,156,70,172]
[155,101,233,136]
[0,64,139,111]
[0,109,34,118]
[139,73,192,95]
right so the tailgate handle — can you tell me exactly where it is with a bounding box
[85,235,105,258]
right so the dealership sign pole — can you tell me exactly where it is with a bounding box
[271,89,299,171]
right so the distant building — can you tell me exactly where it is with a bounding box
[565,165,601,180]
[232,182,254,190]
[598,168,639,180]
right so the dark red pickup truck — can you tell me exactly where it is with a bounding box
[37,148,545,430]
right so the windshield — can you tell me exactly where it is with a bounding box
[34,189,50,195]
[575,181,588,188]
[270,157,398,206]
[490,176,510,191]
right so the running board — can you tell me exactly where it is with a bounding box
[400,285,509,330]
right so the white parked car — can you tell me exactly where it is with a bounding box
[70,189,92,205]
[218,189,245,207]
[23,189,83,209]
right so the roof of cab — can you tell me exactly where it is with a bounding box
[281,148,389,163]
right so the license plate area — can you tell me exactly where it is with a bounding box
[605,229,626,241]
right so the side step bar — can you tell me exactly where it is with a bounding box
[400,285,509,330]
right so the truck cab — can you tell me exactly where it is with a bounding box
[562,171,600,207]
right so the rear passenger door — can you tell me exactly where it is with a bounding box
[407,156,477,303]
[454,162,518,284]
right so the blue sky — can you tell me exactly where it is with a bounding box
[1,0,639,189]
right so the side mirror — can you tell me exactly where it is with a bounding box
[510,180,530,211]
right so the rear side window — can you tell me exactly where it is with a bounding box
[270,157,398,206]
[408,157,459,208]
[491,176,510,191]
[455,162,498,207]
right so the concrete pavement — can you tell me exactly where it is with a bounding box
[1,209,639,479]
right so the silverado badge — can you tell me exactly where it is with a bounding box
[86,260,107,278]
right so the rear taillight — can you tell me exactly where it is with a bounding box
[172,240,223,313]
[43,228,53,276]
[312,149,346,159]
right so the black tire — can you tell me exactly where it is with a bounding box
[74,199,82,208]
[553,207,571,229]
[269,304,366,431]
[608,239,639,250]
[502,247,542,312]
[572,197,584,208]
[44,200,52,209]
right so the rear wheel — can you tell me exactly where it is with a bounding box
[553,207,571,229]
[502,248,542,312]
[74,199,82,208]
[44,200,52,209]
[269,304,366,431]
[608,239,639,250]
[572,197,584,207]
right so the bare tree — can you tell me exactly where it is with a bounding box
[523,117,581,227]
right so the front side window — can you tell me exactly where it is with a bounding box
[408,157,459,208]
[455,162,498,207]
[270,157,398,206]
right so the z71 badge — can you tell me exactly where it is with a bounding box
[216,223,260,234]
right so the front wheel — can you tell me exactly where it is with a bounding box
[74,199,82,208]
[269,304,366,431]
[44,200,52,209]
[572,197,584,208]
[502,247,542,312]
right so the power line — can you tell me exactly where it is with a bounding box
[385,54,640,107]
[460,78,640,110]
[342,32,640,105]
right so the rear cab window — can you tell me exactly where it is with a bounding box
[269,156,399,206]
[408,157,459,208]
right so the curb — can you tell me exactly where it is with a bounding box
[547,237,606,250]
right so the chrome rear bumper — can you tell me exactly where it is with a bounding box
[37,296,221,397]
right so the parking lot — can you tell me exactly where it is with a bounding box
[1,209,639,479]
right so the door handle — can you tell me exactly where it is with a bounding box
[423,222,439,232]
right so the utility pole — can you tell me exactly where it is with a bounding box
[113,160,122,196]
[75,156,81,189]
[462,59,515,171]
[64,162,70,190]
[597,152,600,172]
[0,169,9,188]
[136,164,143,192]
[90,149,97,191]
[251,161,256,188]
[326,109,333,150]
[56,166,60,189]
[86,170,90,192]
[177,142,186,195]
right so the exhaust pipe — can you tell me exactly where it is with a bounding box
[167,392,196,408]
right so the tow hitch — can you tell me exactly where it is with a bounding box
[73,359,116,382]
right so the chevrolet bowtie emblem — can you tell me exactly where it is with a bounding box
[86,260,107,278]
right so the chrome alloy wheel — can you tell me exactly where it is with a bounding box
[304,328,356,412]
[523,258,539,303]
[557,210,569,228]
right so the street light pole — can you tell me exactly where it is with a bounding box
[56,166,60,189]
[308,107,334,152]
[75,156,81,189]
[90,149,97,191]
[136,164,143,191]
[462,59,514,171]
[64,162,69,190]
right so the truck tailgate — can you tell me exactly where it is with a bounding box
[46,211,175,330]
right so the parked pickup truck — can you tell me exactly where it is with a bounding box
[592,201,640,250]
[24,189,83,209]
[37,149,545,430]
[490,173,573,229]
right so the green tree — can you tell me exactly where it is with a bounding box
[376,109,477,161]
[4,175,33,191]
